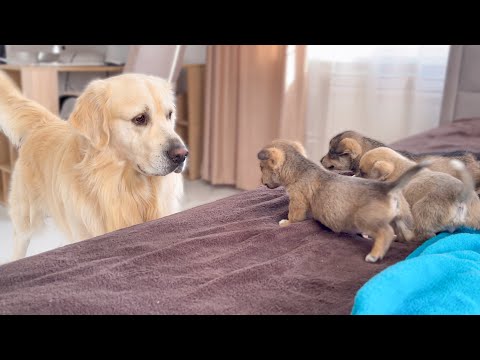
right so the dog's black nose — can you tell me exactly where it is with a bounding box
[167,143,189,164]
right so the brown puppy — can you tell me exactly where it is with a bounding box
[359,147,480,242]
[257,140,427,263]
[320,130,480,193]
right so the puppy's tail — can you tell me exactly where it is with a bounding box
[0,70,58,147]
[383,160,431,194]
[450,159,475,202]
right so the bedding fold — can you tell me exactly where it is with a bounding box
[352,228,480,315]
[2,118,480,314]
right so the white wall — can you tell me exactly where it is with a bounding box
[7,45,207,65]
[183,45,207,65]
[6,45,108,63]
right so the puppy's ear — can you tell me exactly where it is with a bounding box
[257,149,270,160]
[292,141,307,157]
[339,138,362,159]
[258,148,285,169]
[68,79,110,150]
[268,148,285,169]
[371,161,394,181]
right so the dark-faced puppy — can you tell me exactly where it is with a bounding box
[258,139,427,263]
[359,147,480,242]
[321,130,480,194]
[320,131,385,172]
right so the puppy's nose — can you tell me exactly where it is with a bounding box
[167,144,189,164]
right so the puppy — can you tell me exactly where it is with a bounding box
[257,139,427,262]
[0,71,188,261]
[359,147,480,241]
[320,130,480,193]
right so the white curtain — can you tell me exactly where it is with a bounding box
[305,45,451,160]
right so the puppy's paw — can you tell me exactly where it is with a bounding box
[446,227,457,234]
[365,253,380,263]
[279,219,290,227]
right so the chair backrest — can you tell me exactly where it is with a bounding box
[123,45,186,85]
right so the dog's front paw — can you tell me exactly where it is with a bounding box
[365,253,380,263]
[279,219,290,227]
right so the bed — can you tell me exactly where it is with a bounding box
[2,46,480,315]
[0,117,479,314]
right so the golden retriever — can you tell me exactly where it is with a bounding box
[0,71,187,261]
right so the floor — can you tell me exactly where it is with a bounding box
[0,180,243,263]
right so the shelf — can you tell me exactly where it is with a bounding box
[60,91,82,97]
[0,64,124,73]
[0,163,11,173]
[178,64,205,180]
[0,169,9,206]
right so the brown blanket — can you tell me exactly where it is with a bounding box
[391,117,480,153]
[1,118,480,314]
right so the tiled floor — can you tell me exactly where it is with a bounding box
[0,180,243,263]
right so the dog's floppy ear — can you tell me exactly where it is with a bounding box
[257,148,285,169]
[339,138,362,159]
[371,160,394,181]
[68,79,110,150]
[292,141,307,157]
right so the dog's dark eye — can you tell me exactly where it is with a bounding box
[167,110,173,120]
[132,113,148,126]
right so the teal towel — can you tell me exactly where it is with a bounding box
[351,228,480,315]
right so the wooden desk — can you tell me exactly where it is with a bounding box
[175,64,205,180]
[0,64,123,115]
[0,64,123,205]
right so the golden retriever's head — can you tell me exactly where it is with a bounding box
[257,140,306,189]
[69,73,188,176]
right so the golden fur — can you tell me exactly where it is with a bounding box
[359,147,480,241]
[0,71,186,261]
[258,139,427,262]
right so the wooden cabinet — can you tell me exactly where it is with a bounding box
[0,133,17,205]
[175,64,205,180]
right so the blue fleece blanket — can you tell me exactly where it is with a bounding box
[351,228,480,315]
